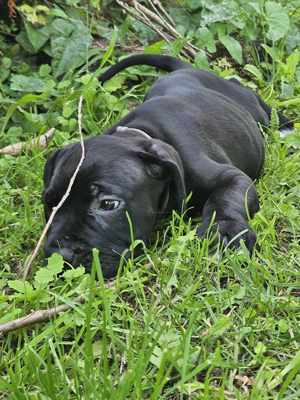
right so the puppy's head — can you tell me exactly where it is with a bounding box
[43,130,185,278]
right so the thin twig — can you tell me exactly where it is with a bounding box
[0,128,55,156]
[131,2,172,43]
[22,96,85,280]
[116,0,199,60]
[117,0,188,57]
[136,2,181,42]
[0,296,85,335]
[151,0,176,27]
[117,0,173,44]
[136,1,199,56]
[148,0,171,28]
[0,280,115,335]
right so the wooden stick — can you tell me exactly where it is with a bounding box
[117,0,173,46]
[151,0,176,27]
[0,280,115,335]
[0,128,55,156]
[0,296,85,335]
[134,1,198,57]
[116,0,198,60]
[22,96,85,280]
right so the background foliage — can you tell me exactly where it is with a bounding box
[0,1,300,398]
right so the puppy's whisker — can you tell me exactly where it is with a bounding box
[112,248,123,257]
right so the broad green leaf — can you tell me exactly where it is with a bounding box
[278,97,300,107]
[218,34,243,64]
[144,40,166,54]
[281,82,294,97]
[248,1,262,14]
[201,4,235,26]
[286,51,300,78]
[194,51,210,70]
[103,75,126,93]
[186,0,202,11]
[34,268,55,287]
[234,285,246,300]
[35,5,50,13]
[63,267,85,281]
[7,126,23,139]
[206,316,232,338]
[150,346,164,368]
[47,253,64,275]
[57,80,71,90]
[244,64,263,82]
[16,30,36,54]
[196,27,216,53]
[167,230,196,254]
[10,74,46,92]
[278,319,289,333]
[34,254,63,287]
[284,132,300,149]
[50,18,73,37]
[50,19,92,77]
[8,280,33,295]
[78,73,94,86]
[261,43,281,62]
[0,67,10,83]
[1,93,47,134]
[39,64,51,77]
[2,57,12,69]
[24,22,50,52]
[265,1,290,42]
[18,4,49,25]
[50,8,69,19]
[255,341,266,355]
[102,93,123,111]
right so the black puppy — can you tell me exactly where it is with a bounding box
[43,54,291,277]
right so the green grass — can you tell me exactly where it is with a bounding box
[1,1,300,398]
[1,90,300,399]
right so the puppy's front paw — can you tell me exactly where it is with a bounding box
[197,219,257,254]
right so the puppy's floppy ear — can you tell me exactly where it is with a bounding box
[137,139,186,212]
[43,149,62,187]
[43,148,64,207]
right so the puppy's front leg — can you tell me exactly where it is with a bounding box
[197,167,259,253]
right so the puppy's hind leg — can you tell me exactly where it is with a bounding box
[197,166,260,254]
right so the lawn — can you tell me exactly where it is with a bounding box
[0,1,300,398]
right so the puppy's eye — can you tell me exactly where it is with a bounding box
[99,199,120,211]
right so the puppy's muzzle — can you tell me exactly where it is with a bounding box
[44,236,125,278]
[45,235,86,264]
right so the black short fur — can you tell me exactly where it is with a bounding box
[43,54,292,277]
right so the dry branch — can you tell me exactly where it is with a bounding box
[0,296,84,335]
[0,128,55,156]
[8,0,17,18]
[149,0,176,27]
[117,0,172,44]
[0,280,115,335]
[22,96,85,280]
[136,1,198,54]
[116,0,201,60]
